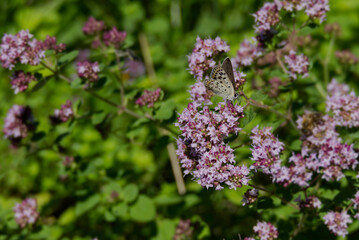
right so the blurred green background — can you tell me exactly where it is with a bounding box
[0,0,359,239]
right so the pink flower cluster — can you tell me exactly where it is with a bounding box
[39,35,66,53]
[242,188,259,206]
[10,71,36,94]
[326,79,359,128]
[352,191,359,220]
[284,50,309,79]
[176,101,249,190]
[0,30,45,69]
[323,211,352,237]
[13,198,39,228]
[76,61,100,82]
[189,81,213,105]
[252,3,280,33]
[3,105,34,142]
[250,126,284,175]
[188,36,230,80]
[335,50,358,65]
[253,221,279,240]
[82,17,126,48]
[50,100,74,124]
[275,0,329,23]
[135,88,161,108]
[173,219,193,240]
[297,196,322,209]
[232,38,262,67]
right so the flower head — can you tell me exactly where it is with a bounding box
[13,198,39,228]
[335,50,358,65]
[103,27,126,48]
[82,17,105,35]
[252,3,280,33]
[188,36,230,80]
[242,188,259,206]
[76,61,100,82]
[40,35,66,53]
[232,38,262,67]
[323,211,352,237]
[50,100,74,124]
[10,71,36,94]
[253,221,278,240]
[305,0,330,23]
[0,30,45,69]
[135,88,161,108]
[284,50,309,79]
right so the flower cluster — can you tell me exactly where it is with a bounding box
[189,81,213,105]
[63,156,75,167]
[250,126,284,175]
[284,50,309,79]
[76,61,100,82]
[123,58,146,80]
[326,79,359,128]
[82,17,105,35]
[13,198,39,228]
[188,36,230,80]
[242,188,259,206]
[352,191,359,220]
[135,88,161,108]
[252,3,280,33]
[3,105,34,145]
[50,100,74,124]
[297,196,322,209]
[10,71,36,94]
[253,221,279,240]
[103,27,127,48]
[176,101,249,190]
[39,35,66,53]
[335,50,358,65]
[323,211,352,237]
[232,38,262,67]
[173,219,194,240]
[82,17,126,49]
[0,30,45,69]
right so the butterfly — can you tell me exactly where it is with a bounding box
[204,57,238,101]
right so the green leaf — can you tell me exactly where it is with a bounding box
[129,195,156,222]
[91,111,107,125]
[75,194,100,216]
[58,50,79,65]
[55,132,70,143]
[241,108,255,127]
[257,196,274,209]
[154,100,175,120]
[70,78,84,89]
[289,139,302,151]
[31,131,46,142]
[112,202,128,218]
[104,211,116,222]
[250,90,268,102]
[122,184,139,203]
[91,77,108,89]
[151,219,177,240]
[31,77,51,92]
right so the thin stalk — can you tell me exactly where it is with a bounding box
[323,35,335,88]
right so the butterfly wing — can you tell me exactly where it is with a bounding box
[205,65,235,100]
[221,57,236,88]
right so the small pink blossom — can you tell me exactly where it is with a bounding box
[305,0,330,23]
[63,156,74,167]
[76,61,100,82]
[323,211,352,237]
[13,198,39,228]
[39,35,66,53]
[0,30,45,69]
[103,27,126,48]
[50,100,74,124]
[298,196,322,209]
[3,105,34,143]
[232,38,262,67]
[82,17,105,35]
[10,71,36,94]
[253,221,278,240]
[189,81,213,105]
[284,50,309,79]
[242,188,259,206]
[188,36,230,80]
[252,3,280,33]
[135,88,161,108]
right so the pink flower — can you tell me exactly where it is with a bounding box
[232,38,262,67]
[123,58,146,80]
[0,30,45,69]
[323,211,352,237]
[103,27,126,48]
[135,88,161,108]
[50,100,74,124]
[250,126,284,175]
[82,17,105,35]
[189,81,213,105]
[242,188,259,206]
[63,156,74,167]
[298,196,322,209]
[3,105,34,144]
[39,35,66,53]
[175,101,248,190]
[252,3,280,33]
[326,79,359,128]
[188,36,230,80]
[13,198,39,228]
[275,0,306,11]
[284,50,309,79]
[10,71,36,94]
[76,61,100,82]
[305,0,330,23]
[253,221,278,240]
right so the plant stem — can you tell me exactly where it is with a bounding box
[86,89,119,108]
[324,34,335,88]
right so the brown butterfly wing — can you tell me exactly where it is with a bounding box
[221,57,235,88]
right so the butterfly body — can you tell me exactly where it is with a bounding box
[205,58,238,101]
